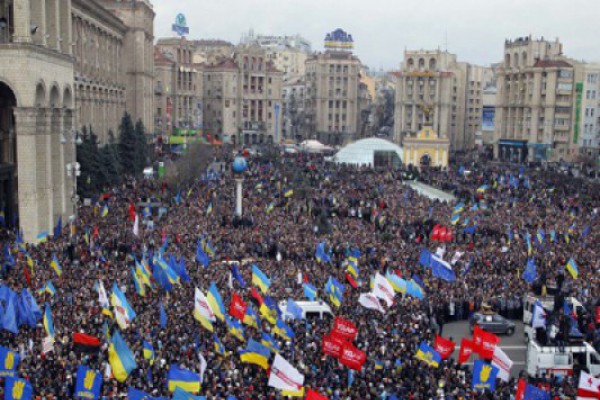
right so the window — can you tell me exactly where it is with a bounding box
[587,74,598,84]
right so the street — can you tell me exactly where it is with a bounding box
[443,320,527,379]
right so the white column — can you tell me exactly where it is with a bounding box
[235,178,243,217]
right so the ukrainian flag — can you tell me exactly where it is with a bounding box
[526,233,532,256]
[282,387,305,398]
[206,282,225,322]
[375,360,384,370]
[284,188,294,198]
[43,303,55,339]
[273,319,295,341]
[259,296,278,324]
[252,265,271,294]
[206,202,213,216]
[135,262,151,289]
[202,239,215,258]
[347,259,359,278]
[266,201,275,214]
[226,315,245,342]
[414,342,441,368]
[453,202,464,214]
[476,185,489,193]
[36,231,49,244]
[450,214,460,226]
[565,257,579,279]
[239,339,271,369]
[325,277,344,308]
[101,205,109,218]
[261,332,280,353]
[131,267,145,297]
[303,283,317,301]
[108,331,137,382]
[213,335,226,357]
[167,364,200,393]
[50,254,62,277]
[386,272,407,294]
[243,305,260,329]
[143,340,155,364]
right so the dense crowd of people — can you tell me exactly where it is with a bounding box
[0,146,598,399]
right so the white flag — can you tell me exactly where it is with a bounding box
[42,336,54,354]
[450,251,464,266]
[268,354,304,392]
[97,280,109,308]
[435,246,446,258]
[372,273,395,307]
[133,213,139,236]
[194,288,216,322]
[531,301,547,329]
[492,346,513,382]
[358,293,385,314]
[577,371,600,399]
[199,352,207,384]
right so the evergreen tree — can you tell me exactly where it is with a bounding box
[100,130,121,187]
[118,112,136,176]
[76,126,102,198]
[133,119,148,174]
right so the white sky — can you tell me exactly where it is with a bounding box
[152,0,599,70]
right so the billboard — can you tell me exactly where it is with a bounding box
[482,106,495,132]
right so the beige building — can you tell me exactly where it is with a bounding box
[403,125,450,169]
[282,76,306,142]
[0,0,154,241]
[191,39,234,65]
[155,37,202,136]
[394,50,492,152]
[493,36,578,162]
[305,51,363,145]
[202,44,283,145]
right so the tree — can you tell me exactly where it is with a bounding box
[76,126,102,198]
[118,112,136,176]
[134,119,148,174]
[99,130,121,187]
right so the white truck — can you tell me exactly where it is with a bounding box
[523,295,585,342]
[526,339,600,378]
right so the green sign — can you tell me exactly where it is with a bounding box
[173,128,202,136]
[574,82,583,145]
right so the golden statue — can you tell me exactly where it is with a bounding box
[418,102,434,125]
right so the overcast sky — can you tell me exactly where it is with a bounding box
[153,0,599,70]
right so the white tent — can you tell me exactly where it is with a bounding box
[333,137,403,167]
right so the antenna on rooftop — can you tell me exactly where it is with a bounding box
[444,31,448,52]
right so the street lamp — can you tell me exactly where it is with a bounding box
[61,129,82,219]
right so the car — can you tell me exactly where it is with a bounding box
[469,313,516,336]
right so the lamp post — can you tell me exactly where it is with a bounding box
[61,129,82,219]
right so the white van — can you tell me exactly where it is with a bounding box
[278,300,334,320]
[523,295,584,325]
[526,340,600,378]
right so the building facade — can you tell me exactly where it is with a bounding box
[282,76,306,142]
[403,125,450,169]
[0,0,154,241]
[493,36,578,162]
[305,50,362,145]
[202,44,283,145]
[393,50,491,152]
[576,64,600,158]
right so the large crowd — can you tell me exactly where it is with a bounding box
[0,146,598,399]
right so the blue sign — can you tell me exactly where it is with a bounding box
[482,106,495,131]
[274,103,280,143]
[172,13,189,36]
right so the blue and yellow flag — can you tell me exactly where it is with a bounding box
[303,283,317,301]
[206,282,225,322]
[251,265,271,294]
[108,331,137,382]
[172,387,205,400]
[167,364,200,393]
[266,201,275,214]
[213,334,226,357]
[414,342,441,368]
[37,281,57,297]
[325,276,344,308]
[206,202,213,216]
[386,272,407,294]
[36,231,49,244]
[101,204,109,218]
[471,360,498,391]
[525,233,533,256]
[202,239,215,258]
[347,258,359,278]
[0,347,21,377]
[50,254,62,277]
[239,339,271,369]
[43,303,55,339]
[565,257,579,279]
[143,340,155,365]
[75,365,102,400]
[273,318,295,341]
[259,296,279,324]
[261,332,280,353]
[450,214,460,226]
[131,267,146,297]
[5,376,33,400]
[284,188,294,198]
[225,315,245,342]
[243,305,260,329]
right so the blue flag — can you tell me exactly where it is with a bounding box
[286,298,303,320]
[428,254,456,282]
[471,360,498,391]
[173,387,206,400]
[75,365,102,399]
[0,347,20,377]
[231,264,246,287]
[523,258,536,284]
[303,283,317,301]
[195,240,210,267]
[523,382,551,400]
[128,387,166,400]
[53,216,62,239]
[5,376,33,400]
[160,301,167,328]
[1,289,18,334]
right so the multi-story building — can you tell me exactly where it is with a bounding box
[202,44,283,145]
[576,64,600,158]
[493,36,579,162]
[282,76,306,142]
[393,50,491,152]
[153,47,175,139]
[155,37,202,136]
[304,35,363,145]
[0,0,154,241]
[191,39,234,65]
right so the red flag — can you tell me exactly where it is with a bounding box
[306,388,329,400]
[473,324,500,359]
[345,273,357,289]
[23,265,31,286]
[321,334,344,358]
[434,335,456,360]
[339,342,366,371]
[458,338,474,364]
[93,224,99,239]
[596,306,600,324]
[444,228,453,242]
[128,203,136,221]
[303,273,310,283]
[332,316,358,342]
[73,332,102,352]
[515,378,527,400]
[431,224,441,241]
[251,287,264,306]
[229,292,247,321]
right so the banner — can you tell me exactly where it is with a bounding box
[433,335,455,360]
[339,342,366,371]
[492,346,513,382]
[74,365,102,400]
[332,317,358,342]
[322,334,344,358]
[458,338,474,364]
[229,292,247,321]
[372,273,394,307]
[473,325,500,359]
[268,354,304,392]
[358,293,385,314]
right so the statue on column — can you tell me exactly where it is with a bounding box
[418,102,434,126]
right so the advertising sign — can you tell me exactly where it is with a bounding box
[482,106,495,131]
